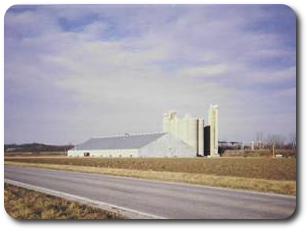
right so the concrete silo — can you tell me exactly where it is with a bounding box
[187,117,198,153]
[208,104,219,157]
[163,111,176,135]
[197,119,204,156]
[163,111,205,155]
[180,115,190,148]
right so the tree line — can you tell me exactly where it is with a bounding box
[4,143,74,152]
[254,132,296,149]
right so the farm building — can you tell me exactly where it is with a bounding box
[163,104,219,157]
[68,104,219,158]
[68,133,196,158]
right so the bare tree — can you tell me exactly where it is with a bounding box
[266,134,286,156]
[255,132,264,149]
[289,133,296,149]
[267,134,276,157]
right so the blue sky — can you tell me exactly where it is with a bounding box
[4,5,296,144]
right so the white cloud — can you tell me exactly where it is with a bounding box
[243,67,296,84]
[179,64,228,77]
[4,5,296,144]
[5,9,60,38]
[273,87,296,98]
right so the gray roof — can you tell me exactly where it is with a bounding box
[74,133,166,150]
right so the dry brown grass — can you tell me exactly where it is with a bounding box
[4,183,124,219]
[222,149,296,158]
[5,156,296,181]
[5,161,296,196]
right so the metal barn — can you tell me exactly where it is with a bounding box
[68,133,196,158]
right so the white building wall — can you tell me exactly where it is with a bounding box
[67,149,139,158]
[139,133,196,157]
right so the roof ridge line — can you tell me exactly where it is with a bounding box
[90,132,165,139]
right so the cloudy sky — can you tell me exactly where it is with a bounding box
[4,5,296,145]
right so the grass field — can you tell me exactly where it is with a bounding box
[222,149,296,158]
[4,183,124,219]
[5,156,296,181]
[4,157,296,195]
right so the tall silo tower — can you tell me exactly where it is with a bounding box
[208,104,219,157]
[197,119,204,156]
[163,111,202,155]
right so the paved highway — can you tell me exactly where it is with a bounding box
[4,165,296,219]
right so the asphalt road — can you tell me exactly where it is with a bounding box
[4,165,296,219]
